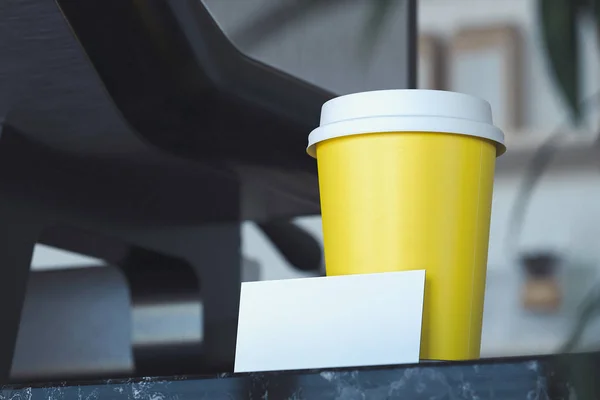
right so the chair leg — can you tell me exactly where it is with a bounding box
[111,224,242,373]
[39,222,242,374]
[0,204,43,384]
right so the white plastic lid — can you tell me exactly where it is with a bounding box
[307,89,505,158]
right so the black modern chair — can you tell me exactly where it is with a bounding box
[0,0,331,382]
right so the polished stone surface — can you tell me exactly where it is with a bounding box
[2,352,599,399]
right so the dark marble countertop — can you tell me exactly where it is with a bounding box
[2,352,599,399]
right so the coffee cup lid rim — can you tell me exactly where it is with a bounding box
[307,89,506,158]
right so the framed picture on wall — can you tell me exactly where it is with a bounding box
[418,34,444,90]
[449,26,522,132]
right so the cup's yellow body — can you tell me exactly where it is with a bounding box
[316,131,497,361]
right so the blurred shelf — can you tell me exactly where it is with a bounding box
[481,340,558,358]
[497,130,599,174]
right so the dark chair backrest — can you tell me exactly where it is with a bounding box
[0,0,335,222]
[56,0,334,169]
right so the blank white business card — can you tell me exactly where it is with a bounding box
[234,270,425,373]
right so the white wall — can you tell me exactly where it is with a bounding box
[420,0,600,131]
[31,245,103,271]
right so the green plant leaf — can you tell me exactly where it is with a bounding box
[592,0,600,39]
[361,0,405,56]
[362,0,396,47]
[539,0,581,123]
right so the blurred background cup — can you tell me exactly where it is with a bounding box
[307,89,505,361]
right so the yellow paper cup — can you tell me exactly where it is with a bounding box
[307,90,505,361]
